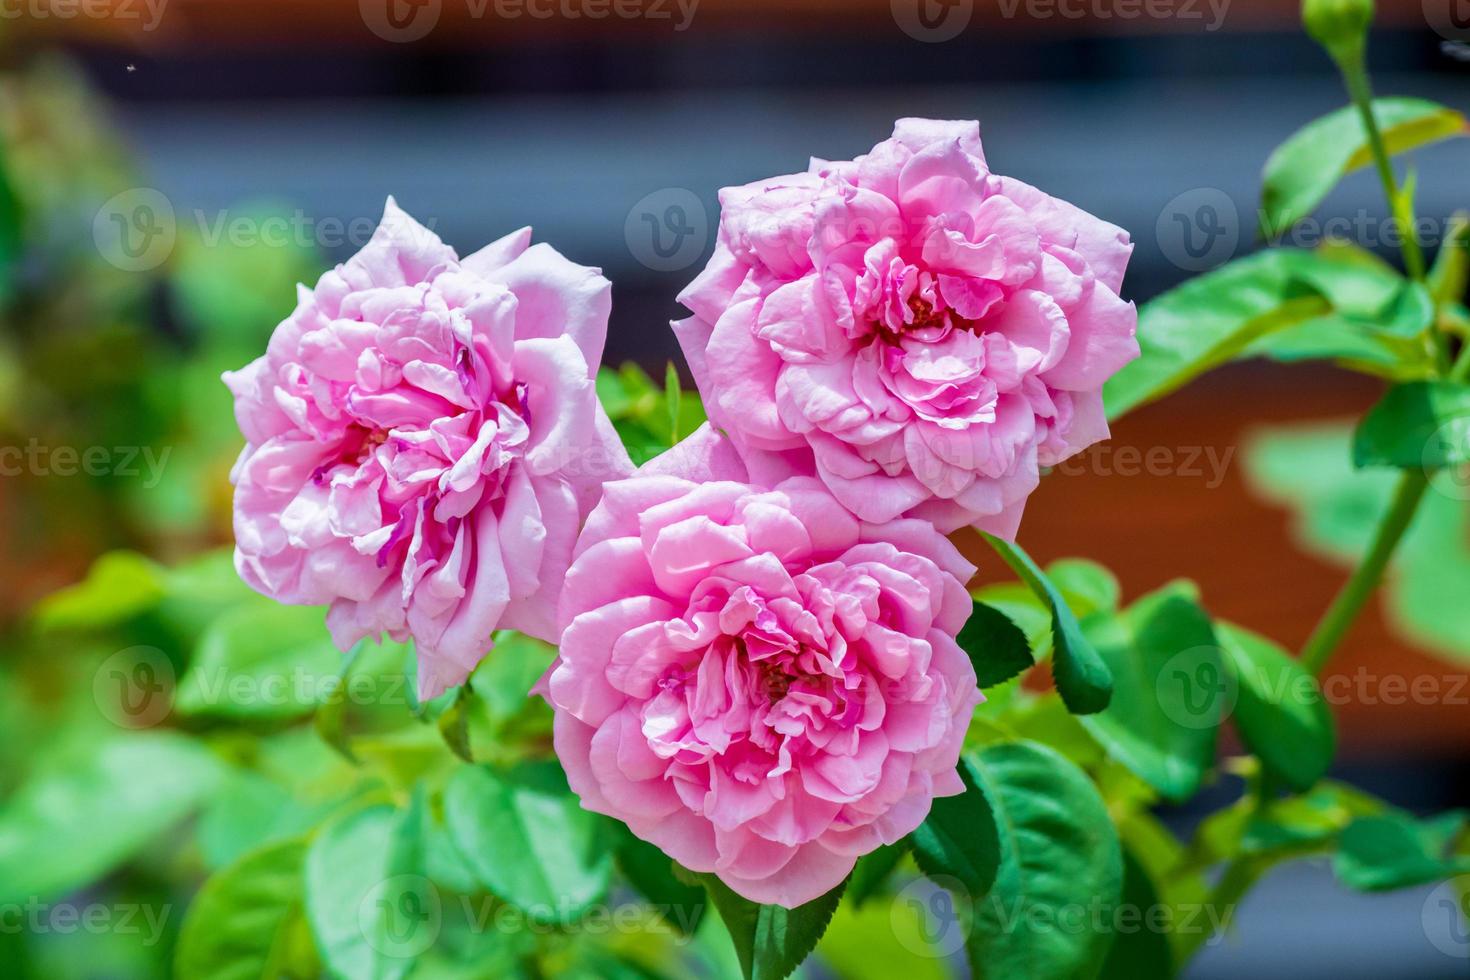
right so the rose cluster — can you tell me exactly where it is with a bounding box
[226,120,1136,906]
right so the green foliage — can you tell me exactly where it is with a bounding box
[956,600,1034,689]
[1334,811,1470,891]
[1260,98,1467,239]
[966,741,1124,980]
[443,761,614,924]
[1245,421,1470,664]
[304,802,425,980]
[1079,585,1221,802]
[175,838,318,980]
[911,757,1002,900]
[1216,622,1335,792]
[1104,247,1430,419]
[0,734,223,905]
[983,534,1113,714]
[1353,379,1470,468]
[599,361,708,464]
[703,876,847,980]
[179,600,343,720]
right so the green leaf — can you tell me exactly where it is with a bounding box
[1079,585,1222,801]
[665,360,682,443]
[1335,811,1470,892]
[911,757,1001,899]
[1105,248,1414,419]
[847,839,909,907]
[197,770,323,871]
[1105,251,1331,417]
[435,685,475,763]
[305,801,434,980]
[1096,847,1173,980]
[704,875,846,980]
[31,551,166,631]
[1047,558,1121,617]
[1354,380,1470,469]
[176,838,319,980]
[1216,622,1335,792]
[178,599,343,720]
[1245,421,1470,666]
[967,741,1124,980]
[983,533,1113,714]
[1428,213,1470,307]
[443,761,612,923]
[956,600,1034,689]
[0,734,223,904]
[1260,98,1469,239]
[615,830,707,936]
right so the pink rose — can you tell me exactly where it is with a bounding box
[225,199,631,698]
[675,118,1138,538]
[542,425,980,906]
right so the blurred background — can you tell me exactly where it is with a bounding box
[1,0,1468,976]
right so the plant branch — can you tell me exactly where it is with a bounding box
[1299,469,1429,676]
[1338,56,1427,282]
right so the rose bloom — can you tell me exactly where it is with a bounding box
[226,199,630,698]
[542,425,980,906]
[675,118,1138,538]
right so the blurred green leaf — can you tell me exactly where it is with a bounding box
[1245,421,1470,664]
[817,890,950,980]
[1428,214,1470,307]
[176,837,318,980]
[1335,811,1470,892]
[1354,380,1470,469]
[197,770,325,871]
[0,734,223,904]
[911,757,1000,900]
[32,551,166,632]
[305,801,429,980]
[444,761,612,924]
[179,600,342,720]
[616,830,707,936]
[1096,847,1173,980]
[703,875,845,980]
[1080,585,1221,801]
[1259,98,1468,240]
[1217,622,1334,792]
[170,203,323,357]
[983,534,1113,714]
[967,741,1123,980]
